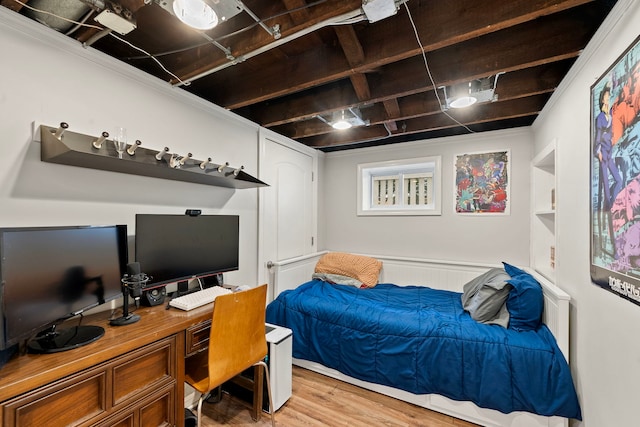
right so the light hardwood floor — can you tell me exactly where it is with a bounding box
[198,366,480,426]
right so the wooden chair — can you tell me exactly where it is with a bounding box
[184,284,275,427]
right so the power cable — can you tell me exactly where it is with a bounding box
[402,3,475,133]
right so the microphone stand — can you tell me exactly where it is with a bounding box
[110,276,142,326]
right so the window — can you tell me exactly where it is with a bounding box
[357,156,441,216]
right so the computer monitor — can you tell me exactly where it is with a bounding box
[0,225,128,353]
[134,214,239,289]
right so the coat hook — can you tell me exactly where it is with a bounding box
[53,122,69,139]
[179,153,192,166]
[200,157,212,170]
[127,139,141,155]
[92,131,109,149]
[155,147,169,161]
[233,165,245,176]
[217,162,229,173]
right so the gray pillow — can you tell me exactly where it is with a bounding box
[312,272,365,288]
[461,268,512,327]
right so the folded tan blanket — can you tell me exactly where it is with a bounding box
[314,252,382,288]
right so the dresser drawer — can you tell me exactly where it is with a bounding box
[185,320,211,357]
[2,335,177,427]
[2,366,107,426]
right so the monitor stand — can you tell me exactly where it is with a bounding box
[27,325,105,354]
[177,280,189,296]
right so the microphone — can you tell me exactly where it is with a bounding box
[126,262,145,300]
[110,262,149,326]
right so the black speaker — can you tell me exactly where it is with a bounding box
[141,286,166,306]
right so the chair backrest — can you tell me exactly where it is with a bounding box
[206,284,268,389]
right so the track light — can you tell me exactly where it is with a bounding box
[233,165,244,176]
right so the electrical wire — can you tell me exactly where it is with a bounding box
[109,32,188,85]
[65,8,95,36]
[11,0,187,84]
[402,3,475,133]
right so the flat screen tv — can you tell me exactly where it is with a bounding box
[135,214,239,289]
[0,225,128,353]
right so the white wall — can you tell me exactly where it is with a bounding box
[0,9,262,287]
[531,0,638,425]
[321,128,532,265]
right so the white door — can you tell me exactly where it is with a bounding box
[258,130,316,299]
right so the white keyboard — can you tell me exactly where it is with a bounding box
[168,286,232,311]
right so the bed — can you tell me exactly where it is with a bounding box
[265,252,580,427]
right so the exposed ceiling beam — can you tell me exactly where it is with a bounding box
[303,95,548,147]
[185,0,594,108]
[168,0,364,84]
[241,9,589,130]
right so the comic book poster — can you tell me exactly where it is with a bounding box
[454,150,509,214]
[590,35,640,306]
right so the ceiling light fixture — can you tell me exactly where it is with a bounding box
[156,0,243,31]
[440,73,504,110]
[172,0,218,30]
[332,110,354,130]
[449,82,478,109]
[317,107,369,130]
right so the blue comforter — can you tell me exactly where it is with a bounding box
[266,280,582,420]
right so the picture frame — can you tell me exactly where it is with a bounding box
[454,150,510,215]
[590,34,640,306]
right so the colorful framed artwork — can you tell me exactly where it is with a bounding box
[454,150,510,214]
[590,34,640,306]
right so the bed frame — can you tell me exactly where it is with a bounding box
[268,251,572,427]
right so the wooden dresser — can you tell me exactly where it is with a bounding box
[0,303,214,427]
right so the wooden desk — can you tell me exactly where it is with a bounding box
[0,303,214,427]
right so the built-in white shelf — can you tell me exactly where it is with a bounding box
[531,139,557,283]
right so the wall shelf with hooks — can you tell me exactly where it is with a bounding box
[39,124,268,189]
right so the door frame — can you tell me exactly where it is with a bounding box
[257,127,319,295]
